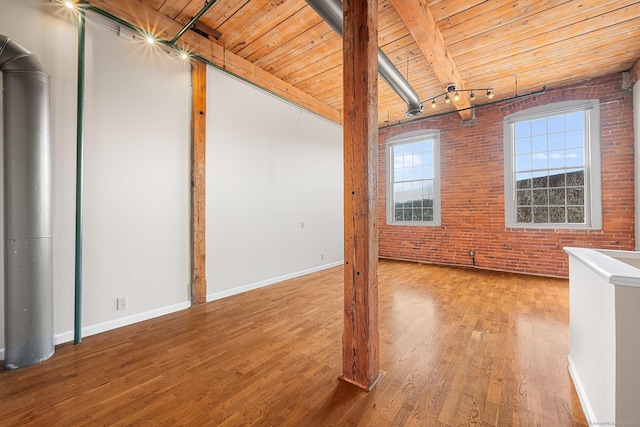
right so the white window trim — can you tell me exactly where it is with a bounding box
[503,99,602,229]
[386,130,441,226]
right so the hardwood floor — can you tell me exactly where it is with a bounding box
[1,260,587,426]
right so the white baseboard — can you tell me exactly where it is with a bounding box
[0,301,191,362]
[207,260,343,302]
[1,263,343,362]
[568,354,596,424]
[56,300,192,344]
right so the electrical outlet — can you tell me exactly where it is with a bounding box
[300,221,305,229]
[321,253,325,260]
[469,250,476,257]
[117,297,128,311]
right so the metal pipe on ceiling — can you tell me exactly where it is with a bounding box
[0,34,54,369]
[170,0,220,44]
[304,0,424,117]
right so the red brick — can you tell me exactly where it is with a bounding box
[378,73,634,277]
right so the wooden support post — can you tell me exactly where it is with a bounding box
[191,60,207,305]
[341,0,381,391]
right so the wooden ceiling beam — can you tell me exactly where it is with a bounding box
[389,0,473,120]
[88,0,342,124]
[630,57,640,86]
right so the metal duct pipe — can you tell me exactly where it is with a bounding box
[305,0,424,117]
[0,35,54,369]
[74,7,86,346]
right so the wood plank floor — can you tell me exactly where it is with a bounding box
[1,259,588,426]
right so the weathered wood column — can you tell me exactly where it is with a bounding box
[191,60,207,305]
[341,0,381,390]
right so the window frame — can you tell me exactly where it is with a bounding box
[386,130,441,226]
[503,100,602,229]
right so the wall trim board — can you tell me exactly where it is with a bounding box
[206,261,343,302]
[0,300,192,361]
[71,300,192,341]
[568,354,596,424]
[59,301,192,344]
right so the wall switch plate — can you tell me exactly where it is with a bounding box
[117,297,128,311]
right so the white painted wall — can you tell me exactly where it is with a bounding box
[80,15,191,330]
[0,0,343,361]
[0,0,191,357]
[206,66,344,300]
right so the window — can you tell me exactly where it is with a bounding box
[386,130,440,226]
[504,100,601,229]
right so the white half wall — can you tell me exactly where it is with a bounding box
[206,66,344,299]
[0,0,191,358]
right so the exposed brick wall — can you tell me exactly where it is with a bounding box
[378,74,634,277]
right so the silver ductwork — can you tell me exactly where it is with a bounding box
[305,0,424,117]
[0,35,54,369]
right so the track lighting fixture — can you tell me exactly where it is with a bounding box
[55,0,88,10]
[56,0,192,62]
[425,84,494,109]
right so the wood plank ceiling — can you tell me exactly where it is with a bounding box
[94,0,640,127]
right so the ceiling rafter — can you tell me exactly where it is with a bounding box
[389,0,473,121]
[75,0,640,127]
